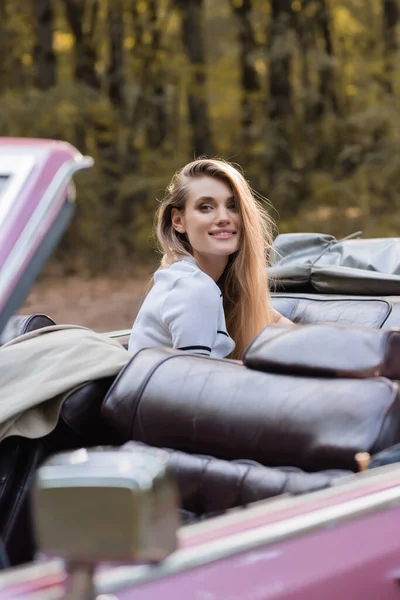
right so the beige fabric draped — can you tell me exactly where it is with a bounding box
[0,325,132,442]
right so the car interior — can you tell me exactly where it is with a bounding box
[2,291,400,567]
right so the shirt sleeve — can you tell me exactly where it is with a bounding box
[161,274,221,356]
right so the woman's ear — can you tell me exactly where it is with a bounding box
[171,208,186,233]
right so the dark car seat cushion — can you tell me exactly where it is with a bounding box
[243,323,400,380]
[122,441,351,515]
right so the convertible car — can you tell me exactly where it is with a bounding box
[1,137,400,600]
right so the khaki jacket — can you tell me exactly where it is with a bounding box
[0,325,132,442]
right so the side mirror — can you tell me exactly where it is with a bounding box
[33,445,179,565]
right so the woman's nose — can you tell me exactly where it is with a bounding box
[216,207,230,223]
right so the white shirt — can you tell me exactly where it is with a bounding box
[128,257,235,358]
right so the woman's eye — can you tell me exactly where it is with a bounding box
[199,205,213,212]
[228,204,238,211]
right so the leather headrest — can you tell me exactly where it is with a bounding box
[244,323,400,379]
[0,314,56,346]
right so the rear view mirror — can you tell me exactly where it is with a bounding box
[33,445,179,565]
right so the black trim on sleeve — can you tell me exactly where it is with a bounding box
[217,330,229,337]
[178,345,212,352]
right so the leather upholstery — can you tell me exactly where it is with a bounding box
[0,380,121,567]
[0,314,56,346]
[271,293,400,329]
[0,437,47,566]
[0,314,121,566]
[244,323,400,379]
[102,347,400,471]
[122,442,351,515]
[44,378,123,452]
[0,314,57,565]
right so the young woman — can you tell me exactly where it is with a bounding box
[128,158,291,361]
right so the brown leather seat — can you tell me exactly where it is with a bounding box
[122,441,351,516]
[0,315,122,566]
[102,347,400,472]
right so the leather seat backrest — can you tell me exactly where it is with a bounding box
[102,347,400,472]
[0,314,56,346]
[271,294,396,329]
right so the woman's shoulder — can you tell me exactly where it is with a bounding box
[157,259,221,306]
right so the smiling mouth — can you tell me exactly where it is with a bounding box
[209,231,237,238]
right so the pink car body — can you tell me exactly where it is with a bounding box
[0,137,92,331]
[0,464,400,599]
[0,137,399,600]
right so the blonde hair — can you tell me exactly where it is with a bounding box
[156,158,275,359]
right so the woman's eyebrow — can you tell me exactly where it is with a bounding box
[195,195,235,203]
[195,195,216,203]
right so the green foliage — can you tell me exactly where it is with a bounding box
[0,0,399,273]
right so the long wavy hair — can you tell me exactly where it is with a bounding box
[156,158,275,359]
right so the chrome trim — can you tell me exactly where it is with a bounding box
[0,559,64,589]
[96,483,400,594]
[0,156,93,307]
[103,329,131,339]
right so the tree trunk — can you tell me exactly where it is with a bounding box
[230,0,261,147]
[315,0,339,116]
[268,0,293,122]
[107,1,125,109]
[267,0,294,173]
[176,0,213,156]
[383,0,399,52]
[146,0,168,149]
[0,2,8,87]
[296,0,338,122]
[32,0,56,89]
[382,0,399,93]
[64,0,100,89]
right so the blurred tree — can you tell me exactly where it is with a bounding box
[268,0,293,124]
[315,0,338,116]
[146,0,168,149]
[296,0,338,122]
[383,0,399,54]
[175,0,213,156]
[63,0,100,89]
[33,0,56,89]
[229,0,262,148]
[107,0,125,109]
[1,0,400,273]
[267,0,294,176]
[382,0,399,92]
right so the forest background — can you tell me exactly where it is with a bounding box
[2,0,400,327]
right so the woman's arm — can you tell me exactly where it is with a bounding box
[162,277,220,356]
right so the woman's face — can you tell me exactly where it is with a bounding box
[172,176,241,265]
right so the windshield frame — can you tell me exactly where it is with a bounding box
[0,141,93,335]
[0,155,36,227]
